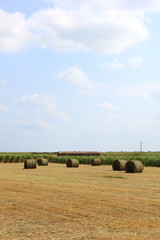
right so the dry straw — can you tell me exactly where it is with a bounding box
[112,159,127,171]
[125,160,144,173]
[24,159,37,169]
[91,158,101,166]
[37,158,48,166]
[66,159,79,168]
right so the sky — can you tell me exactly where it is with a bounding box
[1,0,160,152]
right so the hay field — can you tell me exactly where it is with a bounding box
[0,163,160,240]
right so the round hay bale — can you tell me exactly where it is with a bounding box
[91,158,101,166]
[125,160,144,173]
[37,158,48,166]
[24,159,37,169]
[112,159,127,171]
[66,159,79,168]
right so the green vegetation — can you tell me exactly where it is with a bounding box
[1,151,160,167]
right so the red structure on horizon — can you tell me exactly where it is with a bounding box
[57,151,100,156]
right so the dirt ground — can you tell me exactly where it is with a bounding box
[0,163,160,240]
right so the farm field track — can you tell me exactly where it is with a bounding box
[0,163,160,240]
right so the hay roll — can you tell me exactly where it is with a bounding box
[91,158,101,166]
[66,159,79,168]
[37,158,48,166]
[112,159,127,171]
[125,160,144,173]
[24,159,37,169]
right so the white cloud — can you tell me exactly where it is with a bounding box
[101,58,124,70]
[19,94,57,113]
[56,66,103,94]
[28,5,148,54]
[116,0,160,12]
[127,57,142,68]
[45,0,160,12]
[0,9,32,52]
[0,0,155,54]
[2,0,160,54]
[101,57,142,70]
[118,82,160,100]
[0,104,10,111]
[13,94,74,131]
[97,102,116,111]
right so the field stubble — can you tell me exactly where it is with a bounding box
[0,163,160,240]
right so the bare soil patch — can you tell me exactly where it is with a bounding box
[0,163,160,240]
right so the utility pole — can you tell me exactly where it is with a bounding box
[140,141,142,152]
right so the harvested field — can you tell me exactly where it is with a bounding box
[0,163,160,240]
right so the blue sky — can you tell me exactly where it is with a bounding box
[1,0,160,152]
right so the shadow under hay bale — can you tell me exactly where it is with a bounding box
[37,158,48,166]
[24,159,37,169]
[112,159,127,171]
[66,159,79,168]
[125,160,144,173]
[91,158,101,166]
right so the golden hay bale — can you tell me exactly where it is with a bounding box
[37,158,48,166]
[24,159,37,169]
[66,159,79,168]
[112,159,127,171]
[91,158,101,166]
[125,160,144,173]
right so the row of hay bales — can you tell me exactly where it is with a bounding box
[24,158,144,173]
[24,158,101,169]
[24,158,48,169]
[66,158,101,167]
[66,158,144,173]
[112,159,144,173]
